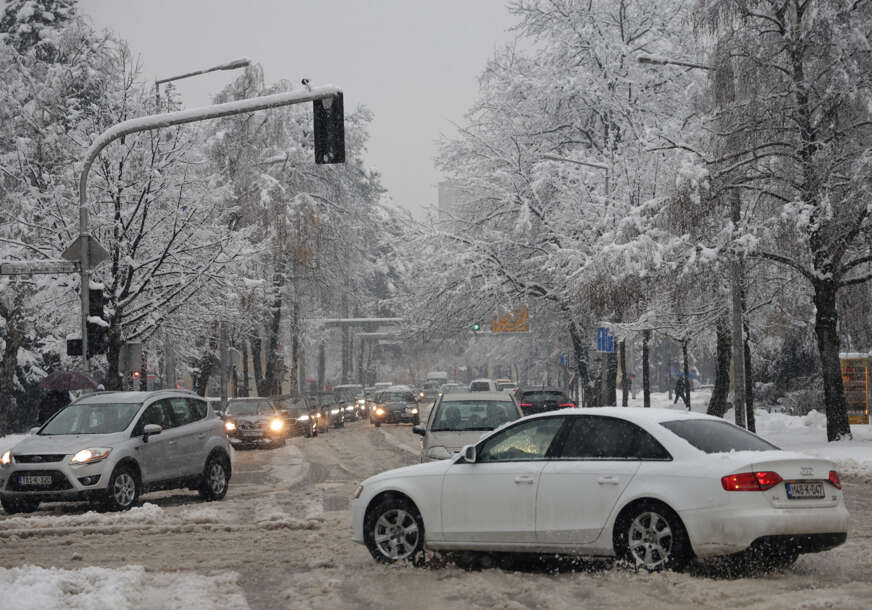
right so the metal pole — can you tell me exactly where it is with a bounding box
[77,85,342,369]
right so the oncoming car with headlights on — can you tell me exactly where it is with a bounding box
[370,388,420,427]
[352,408,848,571]
[221,397,287,448]
[0,390,231,514]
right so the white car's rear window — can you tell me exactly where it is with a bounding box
[661,419,779,453]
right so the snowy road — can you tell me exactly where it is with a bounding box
[2,420,872,609]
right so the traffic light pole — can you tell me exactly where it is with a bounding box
[77,85,343,369]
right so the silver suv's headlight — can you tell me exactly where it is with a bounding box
[70,448,112,465]
[1,450,12,466]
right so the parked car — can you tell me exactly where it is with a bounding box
[468,378,497,392]
[413,391,523,461]
[370,388,420,427]
[222,397,288,448]
[516,386,574,415]
[334,384,365,421]
[0,390,231,514]
[353,408,848,570]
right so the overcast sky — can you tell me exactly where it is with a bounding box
[73,0,518,215]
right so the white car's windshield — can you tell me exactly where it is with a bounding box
[431,400,518,432]
[40,403,142,435]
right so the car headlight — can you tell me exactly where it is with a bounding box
[299,414,310,421]
[71,448,111,465]
[426,446,451,460]
[376,408,385,415]
[346,405,354,411]
[1,450,12,466]
[270,418,284,432]
[352,484,363,499]
[331,408,340,415]
[315,412,321,418]
[357,399,365,405]
[225,421,237,432]
[418,392,424,398]
[411,408,418,414]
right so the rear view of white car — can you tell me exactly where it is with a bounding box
[352,408,848,570]
[0,390,232,514]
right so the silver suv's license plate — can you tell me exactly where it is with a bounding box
[19,475,52,486]
[785,481,825,499]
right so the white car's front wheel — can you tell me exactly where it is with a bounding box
[364,497,425,564]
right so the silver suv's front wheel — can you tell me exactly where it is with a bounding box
[104,466,140,511]
[198,454,229,501]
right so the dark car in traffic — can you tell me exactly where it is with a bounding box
[222,397,288,448]
[273,395,319,438]
[515,386,575,415]
[333,384,365,421]
[370,388,420,427]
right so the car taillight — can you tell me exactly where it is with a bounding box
[721,471,782,491]
[519,403,532,408]
[828,470,842,489]
[559,403,575,408]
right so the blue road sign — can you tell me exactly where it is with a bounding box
[596,327,614,353]
[559,352,568,366]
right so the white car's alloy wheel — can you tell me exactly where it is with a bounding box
[627,511,673,570]
[373,508,420,561]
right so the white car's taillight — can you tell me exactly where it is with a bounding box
[828,470,842,489]
[721,471,782,491]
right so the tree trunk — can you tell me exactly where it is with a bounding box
[568,319,593,407]
[744,329,755,432]
[241,340,250,397]
[813,281,852,441]
[681,339,691,409]
[251,332,264,396]
[0,304,25,437]
[619,340,629,406]
[707,315,731,417]
[642,330,651,407]
[289,297,300,396]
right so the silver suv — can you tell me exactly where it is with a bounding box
[0,390,232,514]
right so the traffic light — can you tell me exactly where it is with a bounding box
[313,92,345,164]
[66,288,109,356]
[472,322,481,331]
[87,287,108,355]
[132,370,141,380]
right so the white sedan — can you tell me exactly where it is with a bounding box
[351,407,848,570]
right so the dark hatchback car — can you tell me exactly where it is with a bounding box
[221,397,288,448]
[273,395,319,438]
[371,389,420,426]
[516,386,575,415]
[304,393,336,433]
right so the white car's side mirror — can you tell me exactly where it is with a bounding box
[462,444,477,464]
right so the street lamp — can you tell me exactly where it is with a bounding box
[636,53,750,429]
[155,57,252,109]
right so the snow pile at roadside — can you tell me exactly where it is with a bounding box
[0,502,230,533]
[0,564,247,610]
[746,408,872,478]
[0,434,26,455]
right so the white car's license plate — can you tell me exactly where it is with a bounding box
[19,475,52,486]
[785,481,825,499]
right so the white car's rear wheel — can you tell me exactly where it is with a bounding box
[615,501,690,571]
[364,497,425,563]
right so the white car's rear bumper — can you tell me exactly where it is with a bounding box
[680,504,849,557]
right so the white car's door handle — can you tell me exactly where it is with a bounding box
[514,475,535,485]
[197,433,207,439]
[598,476,620,485]
[168,440,177,446]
